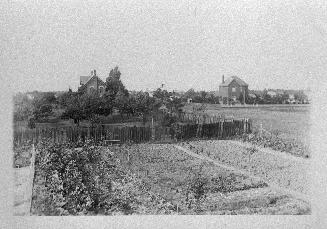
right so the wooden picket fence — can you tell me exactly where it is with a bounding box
[13,125,152,145]
[154,111,225,124]
[177,112,225,124]
[13,119,251,145]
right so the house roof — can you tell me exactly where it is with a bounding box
[220,76,248,87]
[80,76,91,85]
[80,75,105,86]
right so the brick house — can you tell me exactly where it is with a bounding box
[219,75,248,104]
[78,70,106,96]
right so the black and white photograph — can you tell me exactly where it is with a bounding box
[2,0,327,228]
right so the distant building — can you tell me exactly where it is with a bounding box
[78,70,106,96]
[219,75,249,104]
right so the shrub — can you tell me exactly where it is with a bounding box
[32,140,141,215]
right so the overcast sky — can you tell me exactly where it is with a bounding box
[2,0,326,93]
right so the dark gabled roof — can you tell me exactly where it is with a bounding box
[219,76,248,87]
[80,76,91,85]
[80,75,105,86]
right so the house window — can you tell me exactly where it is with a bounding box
[89,86,95,93]
[232,87,236,92]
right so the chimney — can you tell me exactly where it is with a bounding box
[90,69,97,77]
[222,75,225,83]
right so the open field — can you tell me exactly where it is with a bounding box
[184,104,310,153]
[29,141,310,215]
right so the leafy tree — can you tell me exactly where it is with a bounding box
[152,88,170,102]
[183,89,197,100]
[114,90,132,117]
[61,89,116,124]
[199,91,207,102]
[129,91,156,121]
[57,91,75,108]
[166,96,183,113]
[61,95,85,124]
[33,104,53,120]
[13,93,34,121]
[182,89,219,104]
[262,90,272,104]
[31,92,57,120]
[97,94,114,116]
[281,92,289,104]
[105,66,129,100]
[246,93,259,104]
[294,91,307,103]
[33,92,57,106]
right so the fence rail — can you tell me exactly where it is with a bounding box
[14,119,251,145]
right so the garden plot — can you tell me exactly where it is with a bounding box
[177,140,309,195]
[30,140,310,215]
[108,143,310,214]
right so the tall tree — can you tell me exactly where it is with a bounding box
[61,93,114,125]
[114,90,132,117]
[105,66,128,99]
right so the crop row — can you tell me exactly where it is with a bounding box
[178,140,308,194]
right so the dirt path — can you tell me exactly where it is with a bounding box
[13,146,36,216]
[173,144,310,202]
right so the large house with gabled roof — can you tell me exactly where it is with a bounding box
[78,69,106,96]
[219,75,249,104]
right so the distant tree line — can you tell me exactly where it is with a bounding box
[14,66,185,127]
[246,89,309,105]
[13,67,310,128]
[181,89,220,104]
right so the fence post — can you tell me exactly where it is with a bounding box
[151,117,155,141]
